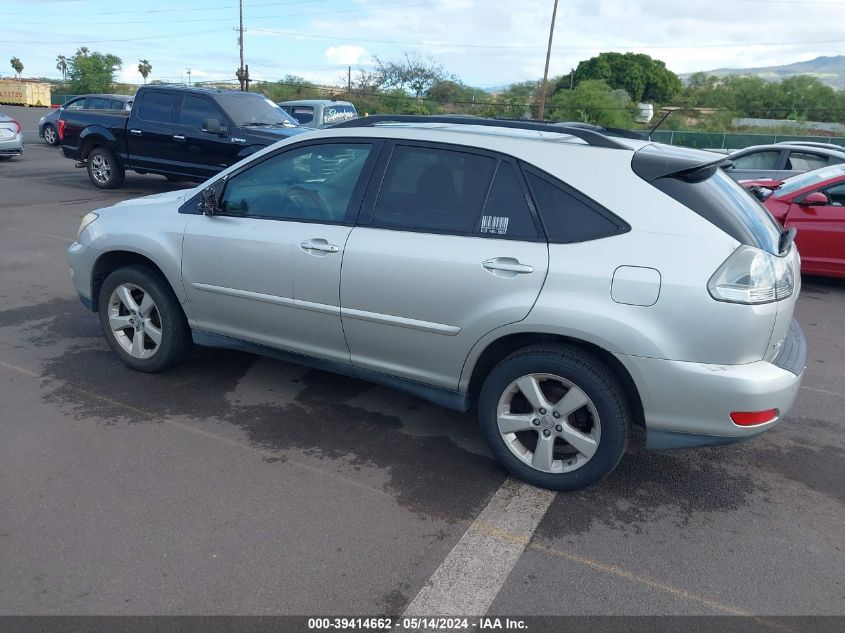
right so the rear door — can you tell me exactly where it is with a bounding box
[182,139,379,363]
[128,90,180,172]
[340,142,549,389]
[786,182,845,276]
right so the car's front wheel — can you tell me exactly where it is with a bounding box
[43,124,58,146]
[478,345,630,491]
[87,146,125,189]
[97,266,191,372]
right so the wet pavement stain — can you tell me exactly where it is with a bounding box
[751,442,844,503]
[15,301,504,522]
[535,439,765,538]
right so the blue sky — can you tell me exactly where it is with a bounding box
[3,0,845,89]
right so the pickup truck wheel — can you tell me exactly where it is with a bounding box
[478,345,630,491]
[97,266,191,372]
[43,124,58,145]
[87,147,125,189]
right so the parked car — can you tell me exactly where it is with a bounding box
[725,143,845,180]
[59,85,305,188]
[67,115,805,491]
[777,141,845,151]
[0,111,23,160]
[278,99,357,128]
[740,164,845,278]
[39,94,133,146]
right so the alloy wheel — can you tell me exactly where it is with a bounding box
[90,154,111,184]
[107,283,162,359]
[496,373,601,474]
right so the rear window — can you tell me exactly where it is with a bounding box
[654,169,782,254]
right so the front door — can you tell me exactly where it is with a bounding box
[787,182,845,276]
[181,140,379,363]
[340,143,549,389]
[173,94,239,180]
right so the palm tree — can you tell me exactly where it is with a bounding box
[137,59,152,84]
[10,57,23,79]
[56,55,68,83]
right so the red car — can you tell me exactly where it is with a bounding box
[741,164,845,278]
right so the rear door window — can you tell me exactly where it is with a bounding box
[87,97,112,109]
[787,151,828,171]
[137,91,178,124]
[371,145,496,234]
[475,162,539,240]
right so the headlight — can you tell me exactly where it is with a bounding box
[708,245,794,304]
[77,212,99,241]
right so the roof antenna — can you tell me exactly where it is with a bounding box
[648,107,680,141]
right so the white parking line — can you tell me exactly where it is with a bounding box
[403,477,555,616]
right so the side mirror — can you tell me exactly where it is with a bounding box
[799,191,829,206]
[198,186,219,216]
[201,118,228,136]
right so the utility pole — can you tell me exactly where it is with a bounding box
[536,0,559,121]
[238,0,245,91]
[347,65,352,96]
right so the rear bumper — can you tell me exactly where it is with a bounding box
[0,137,23,155]
[615,319,806,449]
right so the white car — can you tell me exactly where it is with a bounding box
[0,111,23,159]
[67,115,806,490]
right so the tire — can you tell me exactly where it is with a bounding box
[97,266,191,372]
[478,345,630,491]
[87,146,125,189]
[43,124,58,146]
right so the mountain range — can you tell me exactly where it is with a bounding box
[680,55,845,90]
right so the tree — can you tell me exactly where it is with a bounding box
[67,48,122,93]
[137,59,152,84]
[373,51,448,99]
[56,55,68,83]
[548,79,633,127]
[10,57,23,79]
[570,52,681,103]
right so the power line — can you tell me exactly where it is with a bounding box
[2,0,328,16]
[245,28,845,50]
[11,1,449,26]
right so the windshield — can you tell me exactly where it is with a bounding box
[216,92,299,127]
[776,165,845,196]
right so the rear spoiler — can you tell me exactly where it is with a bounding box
[632,143,732,183]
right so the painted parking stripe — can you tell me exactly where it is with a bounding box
[404,477,555,616]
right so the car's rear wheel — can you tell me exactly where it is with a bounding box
[43,124,58,146]
[97,266,191,372]
[478,345,630,491]
[87,146,125,189]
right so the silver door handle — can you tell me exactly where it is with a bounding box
[300,239,339,254]
[173,134,185,141]
[129,129,142,136]
[483,258,534,274]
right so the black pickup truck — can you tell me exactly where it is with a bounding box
[59,85,307,188]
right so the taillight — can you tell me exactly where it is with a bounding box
[58,119,66,141]
[731,409,779,426]
[11,119,21,134]
[708,245,794,304]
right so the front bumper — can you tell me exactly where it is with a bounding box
[615,319,806,449]
[68,241,99,311]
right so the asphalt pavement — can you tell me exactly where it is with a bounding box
[0,128,843,624]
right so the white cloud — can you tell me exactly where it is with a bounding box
[325,45,369,66]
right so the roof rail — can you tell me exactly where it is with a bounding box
[329,114,632,150]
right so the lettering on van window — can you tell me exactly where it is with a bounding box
[480,215,510,235]
[323,107,356,123]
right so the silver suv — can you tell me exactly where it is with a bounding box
[67,116,806,491]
